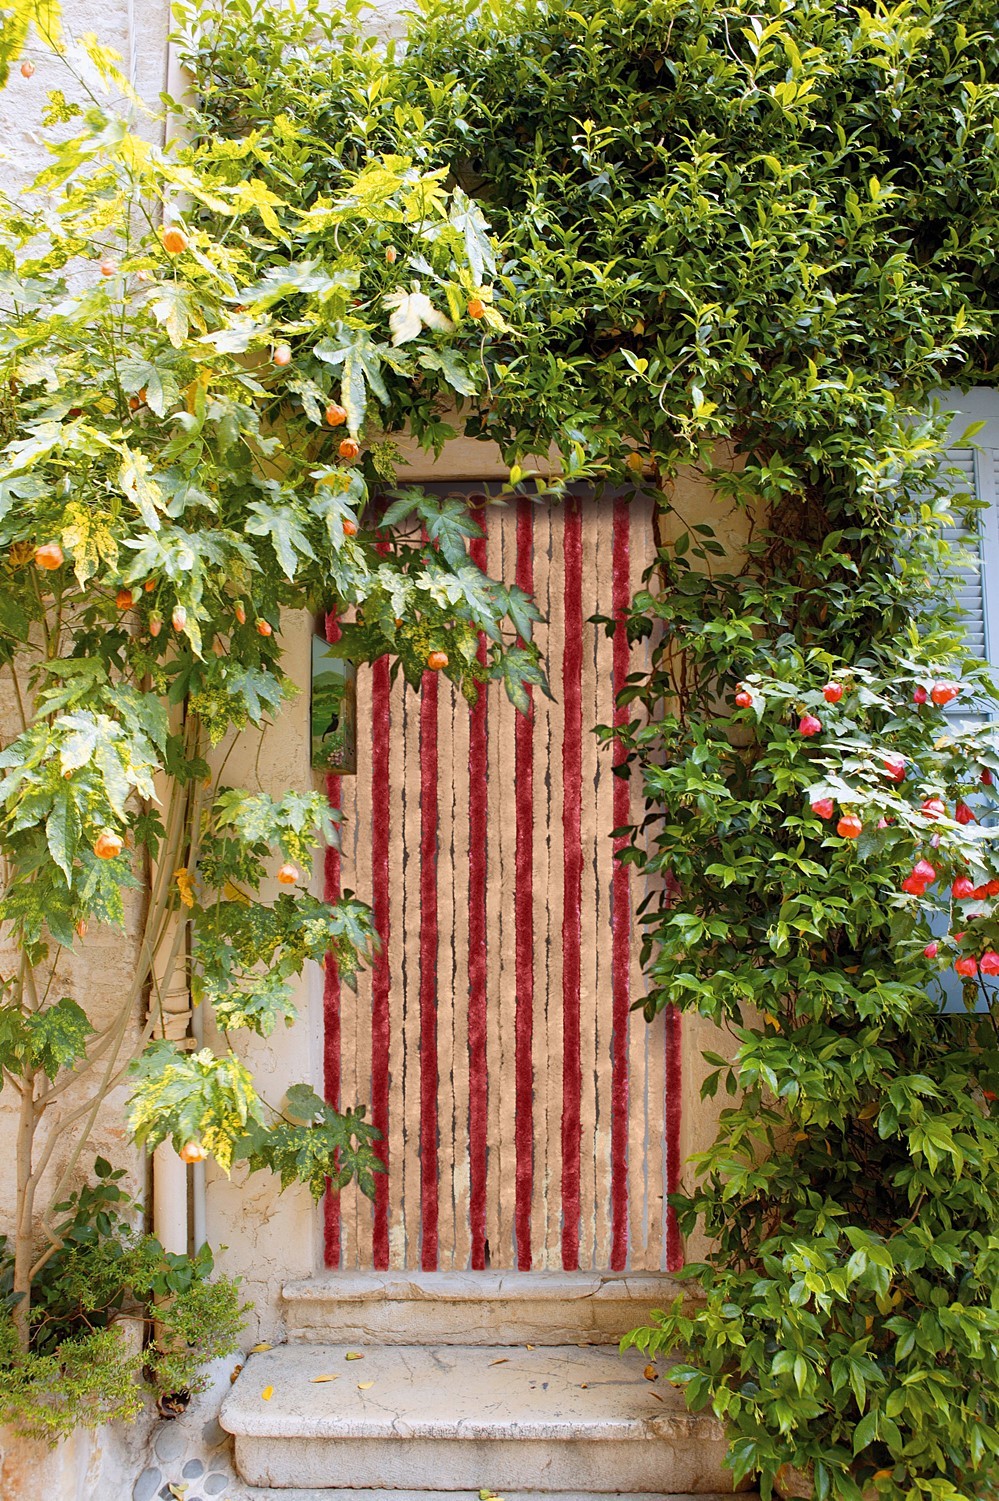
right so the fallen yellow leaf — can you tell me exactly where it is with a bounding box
[250,1342,272,1353]
[261,1385,274,1401]
[358,1381,375,1390]
[643,1364,659,1381]
[345,1351,364,1360]
[525,1343,535,1350]
[489,1358,509,1366]
[311,1374,340,1383]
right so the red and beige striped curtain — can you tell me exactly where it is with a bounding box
[322,492,682,1273]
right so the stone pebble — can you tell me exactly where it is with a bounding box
[201,1417,227,1449]
[132,1467,162,1501]
[153,1423,187,1462]
[183,1458,206,1479]
[203,1474,230,1496]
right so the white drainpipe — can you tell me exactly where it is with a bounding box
[191,992,208,1252]
[149,963,192,1253]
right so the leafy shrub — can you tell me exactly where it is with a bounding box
[0,1160,245,1441]
[617,586,999,1499]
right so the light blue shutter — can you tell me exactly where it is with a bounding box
[942,449,988,665]
[941,391,999,673]
[935,394,999,1010]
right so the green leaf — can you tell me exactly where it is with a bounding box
[26,998,94,1081]
[314,326,391,434]
[418,347,478,396]
[448,186,496,284]
[148,283,199,348]
[45,790,80,884]
[244,498,315,579]
[851,1409,878,1456]
[116,358,181,418]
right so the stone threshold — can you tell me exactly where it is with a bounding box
[283,1271,688,1304]
[282,1271,691,1346]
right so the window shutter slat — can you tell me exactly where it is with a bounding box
[941,449,986,664]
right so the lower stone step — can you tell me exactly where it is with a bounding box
[220,1343,736,1494]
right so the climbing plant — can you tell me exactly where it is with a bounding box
[0,0,544,1386]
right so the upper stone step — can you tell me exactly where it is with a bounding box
[282,1270,688,1346]
[220,1342,738,1494]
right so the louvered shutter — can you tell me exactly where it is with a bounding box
[940,391,999,683]
[941,448,989,665]
[934,394,999,1011]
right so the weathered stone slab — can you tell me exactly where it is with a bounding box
[220,1343,735,1494]
[282,1271,689,1346]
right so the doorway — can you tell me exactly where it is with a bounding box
[322,491,681,1273]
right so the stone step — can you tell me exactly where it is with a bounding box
[282,1271,687,1347]
[220,1343,736,1494]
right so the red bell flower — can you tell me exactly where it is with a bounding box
[930,680,960,707]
